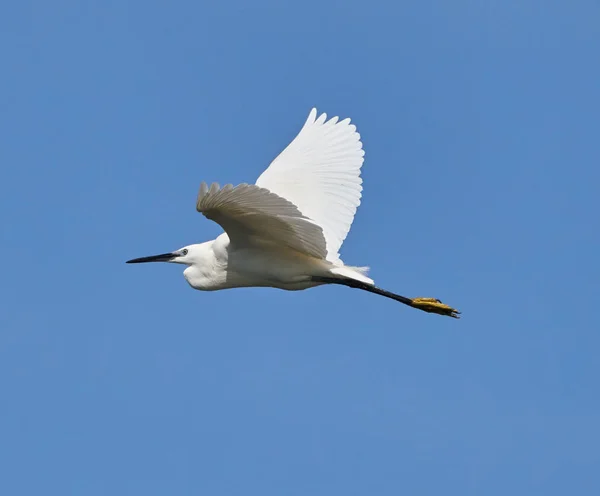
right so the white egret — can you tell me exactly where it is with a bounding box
[127,109,459,318]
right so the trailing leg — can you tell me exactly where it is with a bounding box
[311,276,460,318]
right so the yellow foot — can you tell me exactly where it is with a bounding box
[411,297,460,319]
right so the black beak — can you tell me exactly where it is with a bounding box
[126,252,177,264]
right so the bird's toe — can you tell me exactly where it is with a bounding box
[411,297,461,319]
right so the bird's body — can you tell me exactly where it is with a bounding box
[182,233,327,291]
[128,109,459,318]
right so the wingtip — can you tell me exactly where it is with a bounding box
[196,181,211,211]
[307,107,318,124]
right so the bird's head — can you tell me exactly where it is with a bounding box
[126,244,202,266]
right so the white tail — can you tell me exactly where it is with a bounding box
[329,265,374,285]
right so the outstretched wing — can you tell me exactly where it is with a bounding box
[256,108,364,264]
[196,182,327,259]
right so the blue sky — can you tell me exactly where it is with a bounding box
[1,1,599,494]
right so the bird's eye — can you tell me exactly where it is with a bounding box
[181,249,188,256]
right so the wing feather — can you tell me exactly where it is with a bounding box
[196,182,327,259]
[256,108,364,264]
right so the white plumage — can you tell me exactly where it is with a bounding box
[196,182,328,260]
[127,108,460,318]
[256,108,364,265]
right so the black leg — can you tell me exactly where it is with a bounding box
[311,276,460,318]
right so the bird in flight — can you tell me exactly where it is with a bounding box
[127,109,459,318]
